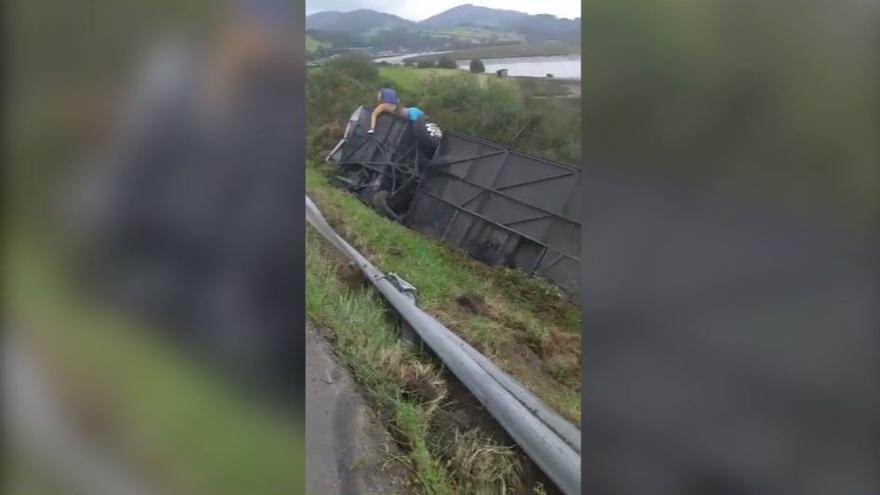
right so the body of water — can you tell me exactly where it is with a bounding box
[374,52,581,81]
[459,54,581,80]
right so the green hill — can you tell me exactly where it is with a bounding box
[306,35,329,53]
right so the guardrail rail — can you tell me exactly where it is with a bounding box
[306,195,581,495]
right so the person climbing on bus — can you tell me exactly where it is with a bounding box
[367,86,406,134]
[405,106,443,154]
[367,84,405,134]
[405,106,424,122]
[377,84,398,106]
[365,90,442,152]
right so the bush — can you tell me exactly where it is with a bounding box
[417,60,436,69]
[469,59,485,73]
[306,54,580,167]
[519,97,581,165]
[418,74,528,145]
[436,55,458,69]
[323,53,378,82]
[306,55,380,154]
[305,121,344,162]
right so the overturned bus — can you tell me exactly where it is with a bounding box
[327,106,581,293]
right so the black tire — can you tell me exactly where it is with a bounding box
[357,171,387,204]
[413,115,441,155]
[371,190,399,221]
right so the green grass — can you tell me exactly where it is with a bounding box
[403,42,579,63]
[381,63,549,106]
[378,66,497,96]
[432,27,524,43]
[306,163,582,424]
[378,66,462,94]
[307,227,448,494]
[307,226,522,494]
[5,237,304,495]
[516,76,578,98]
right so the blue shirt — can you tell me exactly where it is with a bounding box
[406,107,425,122]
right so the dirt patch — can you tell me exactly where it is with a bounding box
[339,261,369,291]
[442,288,581,425]
[396,359,447,405]
[546,353,580,389]
[430,374,500,439]
[306,121,344,162]
[455,293,490,317]
[427,368,569,495]
[427,370,530,495]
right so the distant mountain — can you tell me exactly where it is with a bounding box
[513,13,580,42]
[306,5,579,43]
[306,9,415,33]
[418,4,529,30]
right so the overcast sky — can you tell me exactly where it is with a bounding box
[305,0,580,22]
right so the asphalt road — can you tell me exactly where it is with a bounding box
[305,323,409,495]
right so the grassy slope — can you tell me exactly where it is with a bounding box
[306,35,329,53]
[306,229,448,494]
[378,66,463,94]
[377,65,526,95]
[5,239,304,495]
[306,164,582,424]
[306,63,579,493]
[376,65,581,166]
[380,65,576,99]
[432,26,524,42]
[307,227,523,495]
[403,42,580,63]
[515,76,578,97]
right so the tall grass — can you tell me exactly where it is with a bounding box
[306,165,581,424]
[306,227,524,494]
[307,54,581,165]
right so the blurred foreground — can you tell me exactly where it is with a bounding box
[582,1,879,494]
[5,1,306,494]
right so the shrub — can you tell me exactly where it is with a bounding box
[306,55,379,153]
[306,53,580,167]
[418,74,528,145]
[417,60,436,69]
[436,55,458,69]
[323,53,378,82]
[469,59,485,73]
[305,121,344,161]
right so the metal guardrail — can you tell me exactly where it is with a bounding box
[306,195,581,495]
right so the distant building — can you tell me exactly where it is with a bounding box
[496,68,508,78]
